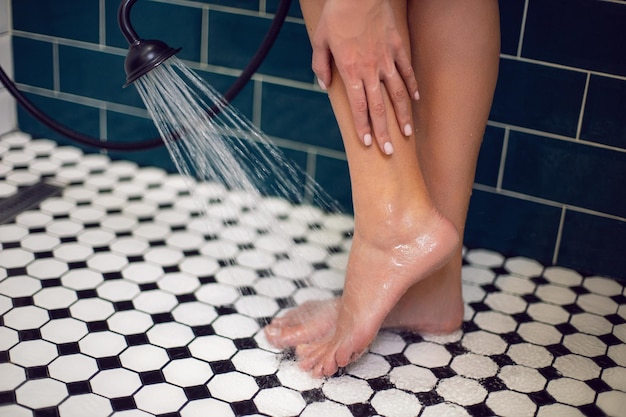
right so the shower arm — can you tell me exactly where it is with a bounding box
[119,0,141,45]
[0,0,293,151]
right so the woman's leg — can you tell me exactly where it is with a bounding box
[265,0,499,375]
[384,0,501,333]
[268,0,459,378]
[265,0,500,358]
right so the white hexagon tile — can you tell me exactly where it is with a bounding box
[1,132,625,417]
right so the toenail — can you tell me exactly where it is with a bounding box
[265,326,280,337]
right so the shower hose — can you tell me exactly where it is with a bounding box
[0,0,292,151]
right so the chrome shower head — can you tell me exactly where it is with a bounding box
[118,0,181,87]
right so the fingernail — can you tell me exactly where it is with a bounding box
[317,78,327,91]
[403,123,412,136]
[414,90,420,101]
[384,142,394,155]
[363,133,372,146]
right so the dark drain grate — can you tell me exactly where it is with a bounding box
[0,181,63,224]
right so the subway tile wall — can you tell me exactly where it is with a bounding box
[7,0,626,279]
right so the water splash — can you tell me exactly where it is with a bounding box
[134,57,339,210]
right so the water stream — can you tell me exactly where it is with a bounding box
[133,56,348,320]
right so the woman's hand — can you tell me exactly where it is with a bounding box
[312,0,419,155]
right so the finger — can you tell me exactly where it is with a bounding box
[395,47,419,101]
[311,40,332,90]
[365,81,393,155]
[343,80,373,147]
[383,70,413,137]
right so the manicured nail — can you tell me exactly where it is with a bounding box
[403,123,412,136]
[317,78,327,91]
[383,142,394,155]
[363,133,372,146]
[414,90,420,101]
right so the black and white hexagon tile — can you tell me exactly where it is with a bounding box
[0,132,625,417]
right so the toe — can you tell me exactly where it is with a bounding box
[275,325,312,349]
[335,341,364,368]
[263,324,283,347]
[320,350,339,377]
[297,342,326,372]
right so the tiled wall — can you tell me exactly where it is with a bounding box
[8,0,626,279]
[0,0,16,134]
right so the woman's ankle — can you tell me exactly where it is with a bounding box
[354,201,454,246]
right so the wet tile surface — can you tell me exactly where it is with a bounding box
[0,132,625,417]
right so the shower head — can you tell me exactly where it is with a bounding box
[118,0,181,87]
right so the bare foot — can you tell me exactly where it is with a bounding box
[265,299,339,349]
[266,208,459,377]
[264,251,464,350]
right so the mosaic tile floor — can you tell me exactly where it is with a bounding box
[0,132,625,417]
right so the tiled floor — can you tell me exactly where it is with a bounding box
[0,132,625,417]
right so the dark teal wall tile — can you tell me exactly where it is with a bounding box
[17,93,101,153]
[523,0,626,77]
[490,58,586,137]
[261,84,342,151]
[475,125,505,188]
[465,190,561,263]
[581,75,626,150]
[208,11,268,70]
[503,131,626,219]
[193,69,254,121]
[106,0,203,63]
[106,110,176,172]
[278,147,308,196]
[559,211,626,279]
[199,1,260,11]
[498,0,525,56]
[12,37,54,89]
[314,156,351,213]
[254,145,308,202]
[59,46,142,108]
[261,20,312,83]
[105,110,160,147]
[266,0,303,18]
[208,11,312,83]
[12,0,99,43]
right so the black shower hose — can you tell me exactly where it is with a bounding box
[0,0,292,151]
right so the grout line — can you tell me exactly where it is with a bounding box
[576,73,591,140]
[472,183,626,223]
[485,120,626,154]
[271,136,346,160]
[14,82,347,160]
[496,127,510,191]
[100,107,108,142]
[516,0,529,57]
[552,206,566,265]
[7,0,12,35]
[499,53,626,82]
[151,0,304,22]
[14,29,624,94]
[12,30,128,55]
[52,41,60,94]
[200,8,209,65]
[253,78,263,128]
[304,150,318,203]
[17,84,151,118]
[99,0,106,46]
